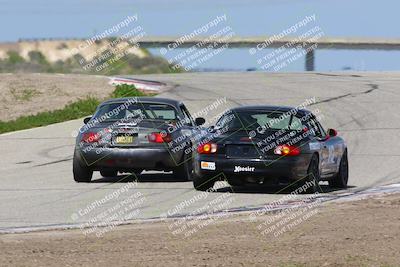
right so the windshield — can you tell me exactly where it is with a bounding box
[94,102,178,122]
[216,110,303,131]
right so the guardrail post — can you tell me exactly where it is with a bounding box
[305,49,315,71]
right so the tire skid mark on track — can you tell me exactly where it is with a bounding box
[33,157,72,167]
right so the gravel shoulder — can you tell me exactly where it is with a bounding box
[0,73,112,121]
[1,193,399,267]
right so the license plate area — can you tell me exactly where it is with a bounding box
[226,145,260,159]
[115,135,134,144]
[113,132,138,145]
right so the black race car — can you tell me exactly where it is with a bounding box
[192,106,348,193]
[73,97,205,182]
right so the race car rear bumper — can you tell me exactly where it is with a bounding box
[74,146,181,171]
[194,153,313,185]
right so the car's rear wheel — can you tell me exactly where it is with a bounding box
[173,152,193,181]
[100,170,118,177]
[304,154,320,193]
[193,174,215,191]
[73,157,93,183]
[329,150,348,189]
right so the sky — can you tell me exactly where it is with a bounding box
[1,0,399,71]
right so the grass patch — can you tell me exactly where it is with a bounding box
[10,88,42,101]
[0,84,152,134]
[110,84,148,98]
[0,98,100,133]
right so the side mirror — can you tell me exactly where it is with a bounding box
[83,116,92,124]
[328,128,337,137]
[195,117,206,126]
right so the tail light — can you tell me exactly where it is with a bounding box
[148,132,172,143]
[197,143,217,154]
[82,132,101,143]
[274,144,300,156]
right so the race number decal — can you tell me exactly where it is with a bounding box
[327,145,335,164]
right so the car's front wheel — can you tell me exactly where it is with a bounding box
[173,152,193,181]
[304,154,320,193]
[73,157,93,183]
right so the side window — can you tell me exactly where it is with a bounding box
[180,105,194,126]
[289,116,303,130]
[306,117,323,138]
[316,120,327,137]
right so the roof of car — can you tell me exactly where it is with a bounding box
[230,105,311,115]
[100,97,183,107]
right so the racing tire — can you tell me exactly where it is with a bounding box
[193,174,215,191]
[73,157,93,183]
[173,152,193,181]
[304,154,320,194]
[329,150,349,189]
[100,170,118,177]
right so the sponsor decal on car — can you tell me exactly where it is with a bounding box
[309,142,320,150]
[201,161,216,170]
[234,166,255,173]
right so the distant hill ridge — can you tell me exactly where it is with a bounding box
[0,39,147,63]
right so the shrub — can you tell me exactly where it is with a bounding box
[110,84,148,98]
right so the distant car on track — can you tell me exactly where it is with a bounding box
[73,97,205,182]
[192,106,348,193]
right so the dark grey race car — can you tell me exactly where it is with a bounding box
[192,106,348,193]
[73,97,205,182]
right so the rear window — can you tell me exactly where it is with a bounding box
[94,102,178,121]
[217,110,303,131]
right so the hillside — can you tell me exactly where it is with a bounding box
[0,39,180,75]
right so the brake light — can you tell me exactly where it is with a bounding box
[274,144,300,156]
[197,143,217,154]
[148,132,172,143]
[82,132,101,143]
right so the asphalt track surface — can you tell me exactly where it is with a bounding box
[1,72,400,233]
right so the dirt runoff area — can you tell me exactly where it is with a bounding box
[1,193,399,267]
[0,73,112,121]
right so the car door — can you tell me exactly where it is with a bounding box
[314,118,340,175]
[317,120,345,174]
[178,104,199,145]
[307,116,332,176]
